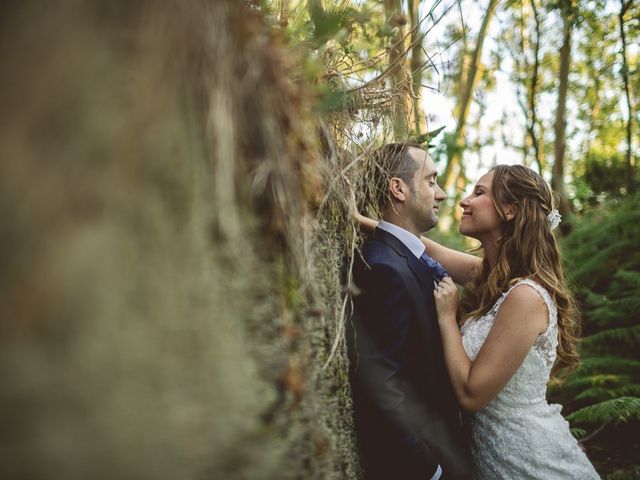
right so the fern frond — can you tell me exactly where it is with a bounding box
[604,465,640,480]
[574,384,640,402]
[570,427,587,439]
[580,289,607,309]
[588,297,640,327]
[563,374,629,390]
[557,197,640,475]
[549,373,634,400]
[582,325,640,350]
[611,269,640,289]
[566,396,640,425]
[570,241,629,289]
[576,356,640,375]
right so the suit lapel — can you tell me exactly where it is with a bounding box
[373,228,435,291]
[407,253,435,291]
[373,228,439,357]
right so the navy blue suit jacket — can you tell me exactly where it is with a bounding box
[348,228,471,480]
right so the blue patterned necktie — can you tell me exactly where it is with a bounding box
[419,253,449,282]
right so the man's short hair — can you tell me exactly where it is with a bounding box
[373,143,424,210]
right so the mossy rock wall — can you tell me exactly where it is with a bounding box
[0,2,358,478]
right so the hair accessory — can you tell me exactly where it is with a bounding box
[547,209,562,230]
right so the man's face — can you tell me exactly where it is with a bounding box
[403,147,446,234]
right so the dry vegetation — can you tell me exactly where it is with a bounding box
[0,1,384,478]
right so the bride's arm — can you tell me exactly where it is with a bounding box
[433,278,548,412]
[420,236,481,285]
[354,208,481,285]
[355,211,378,233]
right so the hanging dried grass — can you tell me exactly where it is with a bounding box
[0,0,443,478]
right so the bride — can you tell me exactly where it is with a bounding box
[358,164,600,479]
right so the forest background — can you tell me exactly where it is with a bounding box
[0,0,638,479]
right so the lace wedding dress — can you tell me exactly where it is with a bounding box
[460,279,600,479]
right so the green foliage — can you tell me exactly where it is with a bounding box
[307,0,356,47]
[567,397,640,425]
[551,194,640,476]
[317,85,354,113]
[408,126,446,150]
[583,325,640,350]
[583,152,632,198]
[564,197,640,292]
[569,0,640,207]
[606,466,640,480]
[574,357,640,376]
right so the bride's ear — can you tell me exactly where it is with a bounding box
[504,204,517,221]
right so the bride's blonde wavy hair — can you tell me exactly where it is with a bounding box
[458,165,581,375]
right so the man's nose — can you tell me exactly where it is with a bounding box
[436,184,446,200]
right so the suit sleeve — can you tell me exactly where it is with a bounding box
[353,262,441,475]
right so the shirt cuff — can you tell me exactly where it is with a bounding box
[430,464,442,480]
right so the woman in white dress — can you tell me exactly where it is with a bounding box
[429,165,599,479]
[357,163,600,479]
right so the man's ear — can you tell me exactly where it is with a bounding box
[504,204,518,221]
[389,177,406,203]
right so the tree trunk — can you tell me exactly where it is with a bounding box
[408,0,426,135]
[618,0,635,193]
[442,0,499,192]
[551,0,574,229]
[528,0,544,173]
[279,0,290,27]
[384,0,411,138]
[519,0,531,168]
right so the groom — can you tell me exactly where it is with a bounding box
[348,144,471,480]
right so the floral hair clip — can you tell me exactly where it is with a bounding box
[547,209,562,230]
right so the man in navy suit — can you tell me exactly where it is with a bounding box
[349,144,471,480]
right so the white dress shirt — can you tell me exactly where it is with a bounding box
[377,220,425,259]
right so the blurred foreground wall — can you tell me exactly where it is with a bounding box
[0,1,358,478]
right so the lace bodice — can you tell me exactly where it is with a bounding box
[461,278,558,407]
[459,278,599,479]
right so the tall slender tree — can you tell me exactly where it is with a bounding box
[442,0,499,193]
[384,0,411,138]
[551,0,575,227]
[618,0,636,193]
[526,0,544,173]
[408,0,427,135]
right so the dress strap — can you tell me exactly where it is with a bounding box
[508,279,557,332]
[502,278,559,366]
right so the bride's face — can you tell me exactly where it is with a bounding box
[459,171,503,243]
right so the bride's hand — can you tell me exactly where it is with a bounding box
[347,183,360,221]
[345,179,378,232]
[434,276,459,323]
